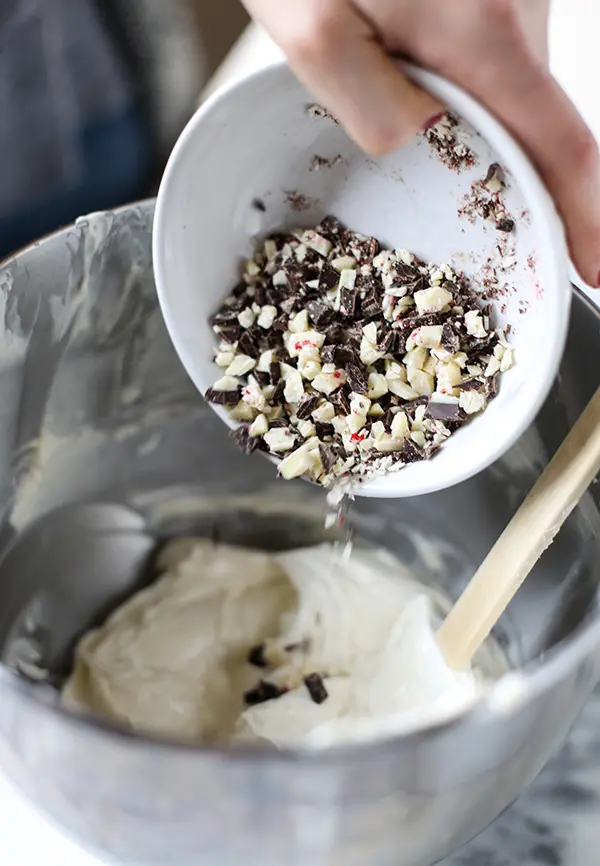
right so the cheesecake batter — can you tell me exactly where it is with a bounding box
[63,540,503,748]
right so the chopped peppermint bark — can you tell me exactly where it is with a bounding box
[206,218,514,485]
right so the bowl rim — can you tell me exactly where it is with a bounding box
[152,58,572,499]
[0,200,594,762]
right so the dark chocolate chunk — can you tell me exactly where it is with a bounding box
[361,289,381,318]
[218,326,242,344]
[270,379,286,405]
[324,324,344,344]
[296,393,320,420]
[340,286,357,317]
[238,330,259,358]
[254,371,270,388]
[205,386,241,406]
[441,322,460,354]
[400,441,425,464]
[346,363,368,394]
[269,361,281,385]
[344,232,379,264]
[306,301,334,327]
[458,378,484,392]
[316,215,344,240]
[378,329,398,355]
[331,388,351,415]
[320,345,336,365]
[334,346,359,366]
[496,217,515,233]
[280,296,299,315]
[426,400,464,422]
[231,426,262,454]
[243,680,286,706]
[319,443,336,473]
[265,329,283,349]
[319,263,341,291]
[210,309,239,327]
[382,409,394,432]
[315,422,334,440]
[392,262,421,283]
[485,375,499,399]
[248,644,268,668]
[484,162,503,186]
[304,673,328,704]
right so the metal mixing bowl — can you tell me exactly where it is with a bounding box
[0,201,598,866]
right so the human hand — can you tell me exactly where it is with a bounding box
[242,0,600,287]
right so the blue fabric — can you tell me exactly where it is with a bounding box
[0,107,151,260]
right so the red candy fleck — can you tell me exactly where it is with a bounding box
[350,432,365,442]
[333,371,342,379]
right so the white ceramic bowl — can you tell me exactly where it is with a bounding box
[153,61,571,498]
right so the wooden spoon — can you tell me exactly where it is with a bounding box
[437,386,600,671]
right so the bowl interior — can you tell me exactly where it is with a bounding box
[154,63,570,497]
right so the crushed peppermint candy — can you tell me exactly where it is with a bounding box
[205,217,514,486]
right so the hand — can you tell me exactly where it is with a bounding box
[242,0,600,287]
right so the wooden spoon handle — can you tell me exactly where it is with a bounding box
[437,386,600,671]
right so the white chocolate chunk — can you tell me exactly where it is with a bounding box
[485,356,501,377]
[287,330,325,358]
[297,419,317,438]
[300,360,321,381]
[278,440,321,479]
[407,367,435,396]
[237,308,256,329]
[413,286,453,315]
[459,390,487,415]
[256,350,274,373]
[408,325,443,350]
[229,401,257,422]
[213,375,240,391]
[360,335,385,365]
[403,347,429,369]
[257,305,278,329]
[226,354,256,377]
[283,369,304,404]
[273,270,288,287]
[215,351,234,368]
[241,376,267,411]
[264,428,297,453]
[500,346,514,372]
[332,255,357,272]
[411,430,426,448]
[249,414,269,437]
[388,379,419,400]
[312,369,346,395]
[289,310,309,333]
[264,239,277,261]
[391,411,409,440]
[302,230,332,257]
[464,310,487,338]
[367,373,388,399]
[245,260,260,277]
[312,401,335,423]
[436,361,463,395]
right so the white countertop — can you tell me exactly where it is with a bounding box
[1,1,598,863]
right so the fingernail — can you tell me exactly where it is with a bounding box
[424,112,445,130]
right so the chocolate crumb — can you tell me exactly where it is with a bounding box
[252,198,266,212]
[319,443,336,473]
[304,673,328,704]
[496,217,515,233]
[244,680,286,706]
[248,644,268,668]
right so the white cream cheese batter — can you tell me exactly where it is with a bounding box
[63,540,504,748]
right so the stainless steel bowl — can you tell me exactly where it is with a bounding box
[0,201,598,866]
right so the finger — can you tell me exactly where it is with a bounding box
[246,0,443,155]
[472,51,600,287]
